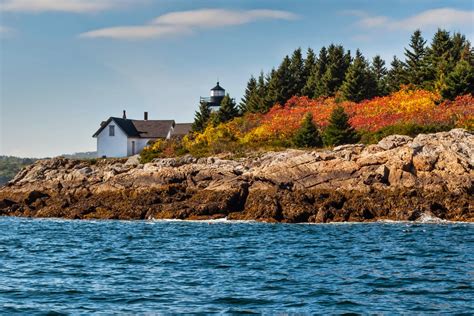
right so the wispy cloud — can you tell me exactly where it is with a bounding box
[151,9,298,27]
[344,7,473,31]
[80,25,192,40]
[0,0,137,13]
[80,8,299,40]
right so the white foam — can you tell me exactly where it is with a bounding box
[416,213,448,224]
[150,217,258,224]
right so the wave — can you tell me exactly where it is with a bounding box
[150,217,259,224]
[3,215,472,225]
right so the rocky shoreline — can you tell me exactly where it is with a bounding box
[1,129,473,223]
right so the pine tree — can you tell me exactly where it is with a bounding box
[293,113,322,148]
[239,76,257,113]
[192,102,211,132]
[263,68,278,110]
[340,50,375,102]
[216,94,239,124]
[302,47,316,88]
[404,29,428,87]
[246,71,268,113]
[277,56,293,103]
[387,56,406,93]
[266,57,293,106]
[264,68,278,109]
[371,55,389,96]
[289,48,305,97]
[323,106,358,146]
[426,29,453,90]
[302,46,328,98]
[256,71,269,112]
[451,32,472,64]
[314,46,330,97]
[321,44,351,96]
[441,60,474,100]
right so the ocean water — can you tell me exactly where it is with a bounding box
[0,218,473,314]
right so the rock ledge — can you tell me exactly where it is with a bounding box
[1,129,472,223]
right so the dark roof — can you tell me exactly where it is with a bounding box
[132,120,175,138]
[172,123,193,137]
[211,81,225,91]
[93,117,175,138]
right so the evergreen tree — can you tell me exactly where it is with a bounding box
[441,60,474,100]
[426,29,453,90]
[314,46,330,97]
[256,71,269,112]
[293,113,322,148]
[371,55,389,96]
[264,67,278,109]
[404,29,428,87]
[340,50,375,102]
[451,33,472,65]
[266,57,293,106]
[302,46,328,98]
[263,68,278,111]
[216,94,239,124]
[239,76,257,113]
[323,106,358,146]
[192,102,211,132]
[277,55,294,103]
[321,44,351,96]
[246,71,268,113]
[460,42,474,65]
[387,56,406,93]
[302,47,316,88]
[289,48,305,97]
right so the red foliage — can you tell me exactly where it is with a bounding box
[256,89,473,139]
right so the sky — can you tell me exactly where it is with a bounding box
[0,0,473,157]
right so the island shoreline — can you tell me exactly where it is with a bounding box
[1,129,472,223]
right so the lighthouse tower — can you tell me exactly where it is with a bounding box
[200,81,225,111]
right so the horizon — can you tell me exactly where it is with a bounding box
[1,0,473,157]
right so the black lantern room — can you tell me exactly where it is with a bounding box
[200,81,225,110]
[210,82,225,104]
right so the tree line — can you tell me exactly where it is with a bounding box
[193,29,473,132]
[240,29,473,111]
[0,156,37,185]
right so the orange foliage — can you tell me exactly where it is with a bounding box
[249,89,473,141]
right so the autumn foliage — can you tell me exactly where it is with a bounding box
[141,88,473,160]
[243,88,473,144]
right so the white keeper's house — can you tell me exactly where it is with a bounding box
[93,111,192,158]
[93,81,226,158]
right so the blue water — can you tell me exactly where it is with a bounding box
[0,218,473,314]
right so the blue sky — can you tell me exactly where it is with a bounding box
[1,0,473,157]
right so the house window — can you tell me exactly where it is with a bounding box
[109,125,115,136]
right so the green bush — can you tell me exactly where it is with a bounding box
[323,106,359,146]
[293,113,323,148]
[140,139,188,163]
[0,156,37,185]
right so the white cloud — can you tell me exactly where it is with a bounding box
[80,8,299,40]
[0,0,135,13]
[152,9,298,28]
[346,8,473,31]
[80,25,191,40]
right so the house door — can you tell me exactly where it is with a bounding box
[132,141,136,155]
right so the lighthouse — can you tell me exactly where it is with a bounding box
[200,81,226,111]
